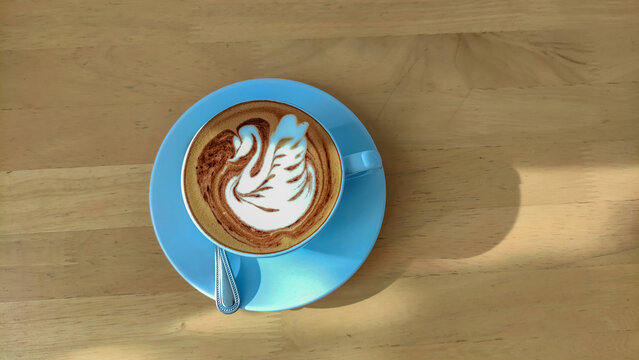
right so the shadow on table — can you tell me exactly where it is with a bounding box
[303,101,522,309]
[305,151,521,309]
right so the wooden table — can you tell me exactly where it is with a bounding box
[1,1,638,359]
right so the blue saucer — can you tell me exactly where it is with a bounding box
[149,79,386,311]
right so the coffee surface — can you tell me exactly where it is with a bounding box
[183,101,342,254]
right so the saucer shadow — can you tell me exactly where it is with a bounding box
[306,145,521,309]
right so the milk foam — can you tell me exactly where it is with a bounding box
[224,114,317,231]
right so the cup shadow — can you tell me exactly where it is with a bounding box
[306,145,521,309]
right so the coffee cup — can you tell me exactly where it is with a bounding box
[181,89,381,258]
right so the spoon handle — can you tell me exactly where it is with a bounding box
[215,246,240,314]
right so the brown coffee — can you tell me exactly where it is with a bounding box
[183,101,342,254]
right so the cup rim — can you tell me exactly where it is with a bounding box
[180,96,346,258]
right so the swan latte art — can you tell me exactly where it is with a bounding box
[183,101,342,254]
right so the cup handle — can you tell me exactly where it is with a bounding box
[343,150,382,177]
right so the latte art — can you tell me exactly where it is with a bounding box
[183,101,342,254]
[224,115,316,231]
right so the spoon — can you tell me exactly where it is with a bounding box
[214,246,240,314]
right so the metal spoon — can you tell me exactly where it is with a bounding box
[214,246,240,314]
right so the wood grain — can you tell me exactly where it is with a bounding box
[3,82,638,170]
[3,27,639,112]
[2,1,639,359]
[1,267,637,359]
[0,165,151,234]
[2,1,639,50]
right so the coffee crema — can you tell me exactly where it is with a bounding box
[183,101,342,254]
